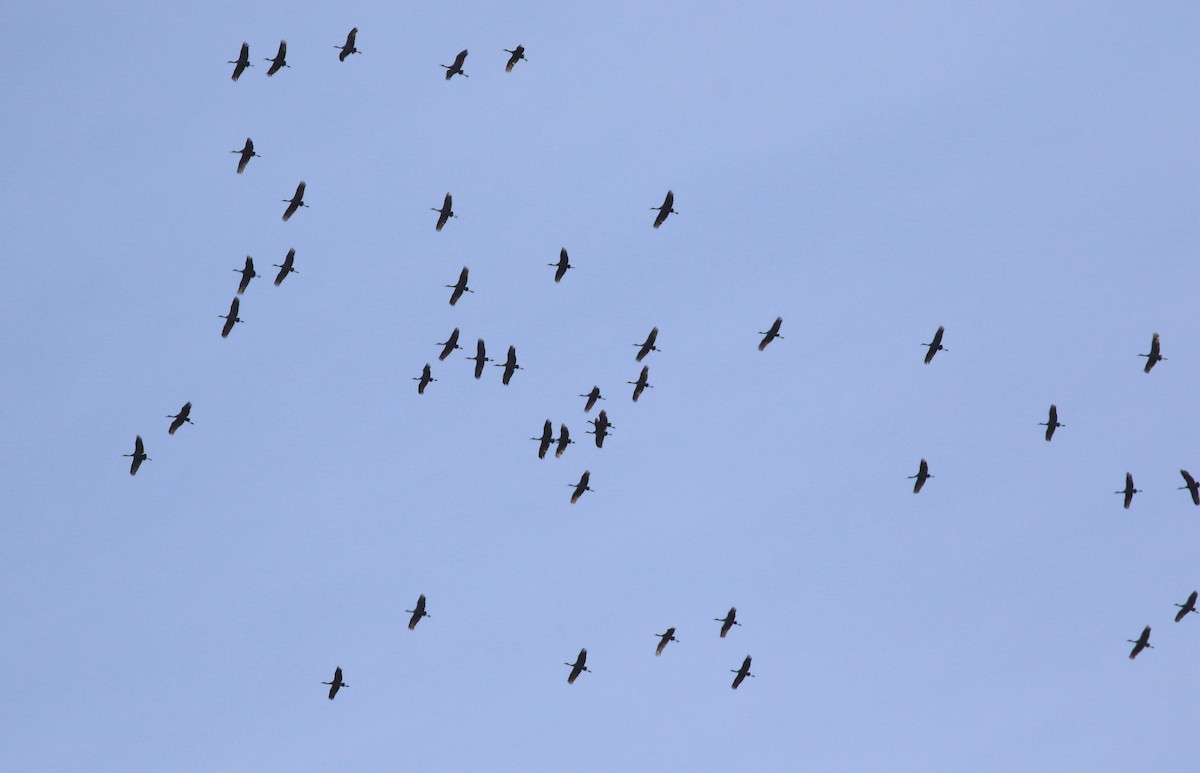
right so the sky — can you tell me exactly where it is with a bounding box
[1,2,1197,771]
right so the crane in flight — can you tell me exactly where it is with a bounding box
[564,648,591,684]
[282,181,307,221]
[273,249,297,285]
[265,40,289,75]
[432,193,456,231]
[634,327,660,361]
[580,386,604,413]
[569,471,592,503]
[628,366,652,402]
[1174,591,1197,623]
[909,459,933,493]
[1038,404,1063,441]
[167,402,193,435]
[758,317,783,351]
[922,326,947,364]
[651,190,677,228]
[654,628,678,656]
[441,49,468,80]
[232,138,259,173]
[229,42,252,81]
[406,595,430,630]
[232,256,257,295]
[496,346,522,385]
[322,667,347,699]
[730,656,755,689]
[1178,470,1199,505]
[532,420,553,459]
[1127,626,1152,660]
[413,363,435,394]
[219,297,242,338]
[1138,333,1165,373]
[504,45,526,71]
[1115,472,1140,509]
[549,248,572,282]
[587,410,613,448]
[554,424,573,458]
[715,607,740,638]
[437,328,462,361]
[123,435,150,475]
[466,339,492,379]
[335,28,360,61]
[446,267,473,306]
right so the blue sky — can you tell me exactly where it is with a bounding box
[1,2,1197,771]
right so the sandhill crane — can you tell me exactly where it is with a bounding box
[1127,626,1152,659]
[441,49,468,79]
[265,40,289,75]
[1178,470,1200,505]
[549,248,572,282]
[569,471,592,503]
[651,190,677,228]
[909,459,933,493]
[587,410,612,448]
[229,42,252,80]
[1115,472,1140,509]
[1139,333,1165,373]
[554,424,573,457]
[715,607,740,638]
[580,386,604,413]
[273,249,297,285]
[437,328,462,361]
[922,326,947,364]
[466,339,491,379]
[1039,404,1063,441]
[634,327,660,361]
[1175,591,1198,623]
[406,594,429,630]
[564,648,590,683]
[504,45,526,71]
[432,193,456,231]
[219,297,242,338]
[167,402,193,435]
[123,435,149,475]
[282,181,307,221]
[413,363,435,394]
[232,138,259,174]
[758,317,783,351]
[532,419,553,459]
[233,256,257,295]
[496,345,522,385]
[731,656,754,689]
[335,28,359,61]
[628,365,652,402]
[446,267,473,306]
[322,667,347,699]
[654,628,678,656]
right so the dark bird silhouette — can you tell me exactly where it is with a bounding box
[446,266,473,306]
[922,325,947,364]
[715,607,740,638]
[437,328,462,361]
[219,297,242,338]
[1178,470,1200,506]
[1175,591,1198,623]
[413,363,435,394]
[580,386,604,413]
[651,190,677,228]
[654,628,678,656]
[282,181,307,221]
[432,193,456,231]
[554,424,573,458]
[1127,626,1152,660]
[466,339,492,379]
[232,137,259,174]
[587,410,612,448]
[569,470,592,503]
[549,248,572,282]
[441,49,468,79]
[335,27,360,61]
[123,435,149,475]
[504,45,526,71]
[167,402,193,435]
[634,327,660,362]
[406,594,429,630]
[265,40,289,75]
[229,42,252,81]
[273,249,297,285]
[1039,404,1063,441]
[909,458,933,493]
[757,317,783,351]
[233,256,257,295]
[564,648,590,684]
[532,419,553,459]
[322,667,347,699]
[731,655,754,689]
[1115,472,1140,509]
[628,365,652,402]
[1138,333,1165,373]
[496,345,522,385]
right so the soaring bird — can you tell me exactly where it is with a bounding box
[229,42,252,81]
[123,435,149,475]
[233,256,257,295]
[496,345,522,385]
[1127,626,1152,660]
[651,190,677,228]
[446,267,473,306]
[1138,333,1165,373]
[413,364,436,394]
[322,667,347,699]
[437,328,462,361]
[282,181,307,221]
[1175,591,1198,623]
[273,249,297,285]
[432,193,456,231]
[554,424,573,458]
[265,40,289,75]
[466,339,492,379]
[504,45,526,71]
[1039,404,1064,441]
[564,648,590,684]
[654,628,678,656]
[634,327,660,362]
[909,459,933,493]
[232,138,259,174]
[757,317,783,351]
[628,365,652,402]
[1115,472,1140,509]
[406,594,429,630]
[715,607,740,638]
[580,386,604,413]
[922,326,947,364]
[587,410,612,448]
[549,248,572,282]
[1178,470,1200,506]
[730,656,755,689]
[569,471,592,503]
[441,49,468,79]
[335,28,360,61]
[531,419,553,459]
[167,402,193,435]
[219,297,242,338]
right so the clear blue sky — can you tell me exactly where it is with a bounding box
[1,2,1197,771]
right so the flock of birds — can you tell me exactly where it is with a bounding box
[116,30,1194,701]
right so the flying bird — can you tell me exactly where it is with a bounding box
[441,49,468,79]
[1138,333,1165,373]
[335,28,360,61]
[406,594,429,630]
[232,256,257,295]
[1127,626,1152,660]
[219,297,242,338]
[628,365,652,402]
[432,193,456,231]
[569,471,592,503]
[757,317,783,351]
[580,386,604,413]
[229,42,252,81]
[922,326,947,364]
[413,364,436,394]
[273,249,297,285]
[587,410,613,448]
[322,667,347,699]
[564,648,590,684]
[282,181,307,221]
[549,248,572,282]
[909,458,933,493]
[232,138,259,174]
[167,402,193,435]
[532,419,553,459]
[1178,470,1200,506]
[1039,404,1063,441]
[446,267,473,306]
[634,327,660,362]
[123,435,149,475]
[730,656,755,689]
[437,328,462,361]
[554,424,573,458]
[1174,591,1198,623]
[715,607,740,638]
[1115,472,1140,509]
[495,345,522,385]
[504,45,526,71]
[466,339,492,379]
[651,190,677,228]
[654,628,678,656]
[265,40,289,75]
